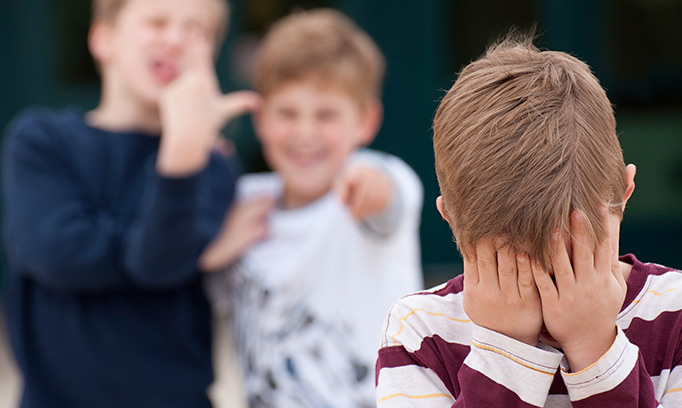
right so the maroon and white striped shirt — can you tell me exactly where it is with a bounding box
[376,254,682,407]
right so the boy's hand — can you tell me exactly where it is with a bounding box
[157,30,261,176]
[198,196,273,272]
[532,207,626,372]
[334,165,393,220]
[462,239,543,346]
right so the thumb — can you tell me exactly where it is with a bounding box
[217,91,262,123]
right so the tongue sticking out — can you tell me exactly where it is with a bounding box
[152,60,178,85]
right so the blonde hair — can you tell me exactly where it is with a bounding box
[253,8,385,105]
[91,0,230,44]
[433,34,627,271]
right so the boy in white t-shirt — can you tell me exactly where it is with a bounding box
[199,8,424,408]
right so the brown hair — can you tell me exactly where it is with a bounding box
[91,0,230,44]
[253,8,385,105]
[433,33,627,270]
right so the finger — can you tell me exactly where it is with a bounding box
[516,253,537,300]
[531,259,558,302]
[373,174,393,213]
[246,197,275,219]
[570,210,593,281]
[462,245,479,287]
[497,242,518,295]
[593,204,612,276]
[333,169,354,206]
[476,238,499,288]
[230,197,273,225]
[551,229,575,291]
[351,178,375,219]
[185,27,214,73]
[219,91,263,123]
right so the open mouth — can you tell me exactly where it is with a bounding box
[151,59,178,85]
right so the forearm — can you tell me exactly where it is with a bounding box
[6,208,131,293]
[3,127,131,293]
[352,149,423,236]
[122,169,208,287]
[563,328,660,407]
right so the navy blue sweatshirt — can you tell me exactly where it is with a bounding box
[2,109,238,407]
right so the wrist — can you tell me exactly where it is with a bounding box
[157,135,210,177]
[562,326,618,372]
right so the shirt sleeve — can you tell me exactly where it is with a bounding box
[376,297,563,408]
[349,149,423,238]
[561,326,665,407]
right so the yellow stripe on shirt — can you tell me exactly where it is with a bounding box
[391,308,471,345]
[471,340,555,376]
[379,392,454,403]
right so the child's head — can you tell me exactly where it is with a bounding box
[88,0,229,110]
[433,34,633,271]
[91,0,229,41]
[253,8,385,107]
[253,9,385,208]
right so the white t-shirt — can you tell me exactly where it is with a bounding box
[209,149,423,408]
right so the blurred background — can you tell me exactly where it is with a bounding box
[0,0,681,405]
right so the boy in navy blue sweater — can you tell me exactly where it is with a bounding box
[1,0,258,406]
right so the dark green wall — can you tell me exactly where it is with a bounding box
[1,0,681,291]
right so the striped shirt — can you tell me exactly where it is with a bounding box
[376,254,682,407]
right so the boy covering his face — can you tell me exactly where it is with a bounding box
[375,34,682,407]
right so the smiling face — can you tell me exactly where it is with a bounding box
[91,0,224,110]
[257,79,379,209]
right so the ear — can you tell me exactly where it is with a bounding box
[622,163,636,209]
[358,99,383,146]
[88,20,114,65]
[436,196,449,223]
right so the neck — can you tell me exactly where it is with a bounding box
[619,259,634,281]
[88,77,162,134]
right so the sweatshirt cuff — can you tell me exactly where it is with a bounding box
[150,163,201,198]
[464,324,563,407]
[561,326,639,401]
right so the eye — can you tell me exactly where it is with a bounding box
[317,109,338,122]
[275,107,296,120]
[184,20,209,38]
[146,16,166,29]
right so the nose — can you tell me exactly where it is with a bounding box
[293,116,318,143]
[164,24,191,51]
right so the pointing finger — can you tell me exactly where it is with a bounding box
[218,91,263,123]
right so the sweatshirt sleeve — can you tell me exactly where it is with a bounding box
[2,113,131,292]
[376,295,564,408]
[2,112,237,293]
[120,158,236,288]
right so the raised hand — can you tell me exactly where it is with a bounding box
[334,165,393,220]
[532,207,626,372]
[157,29,261,176]
[198,196,274,272]
[462,239,543,346]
